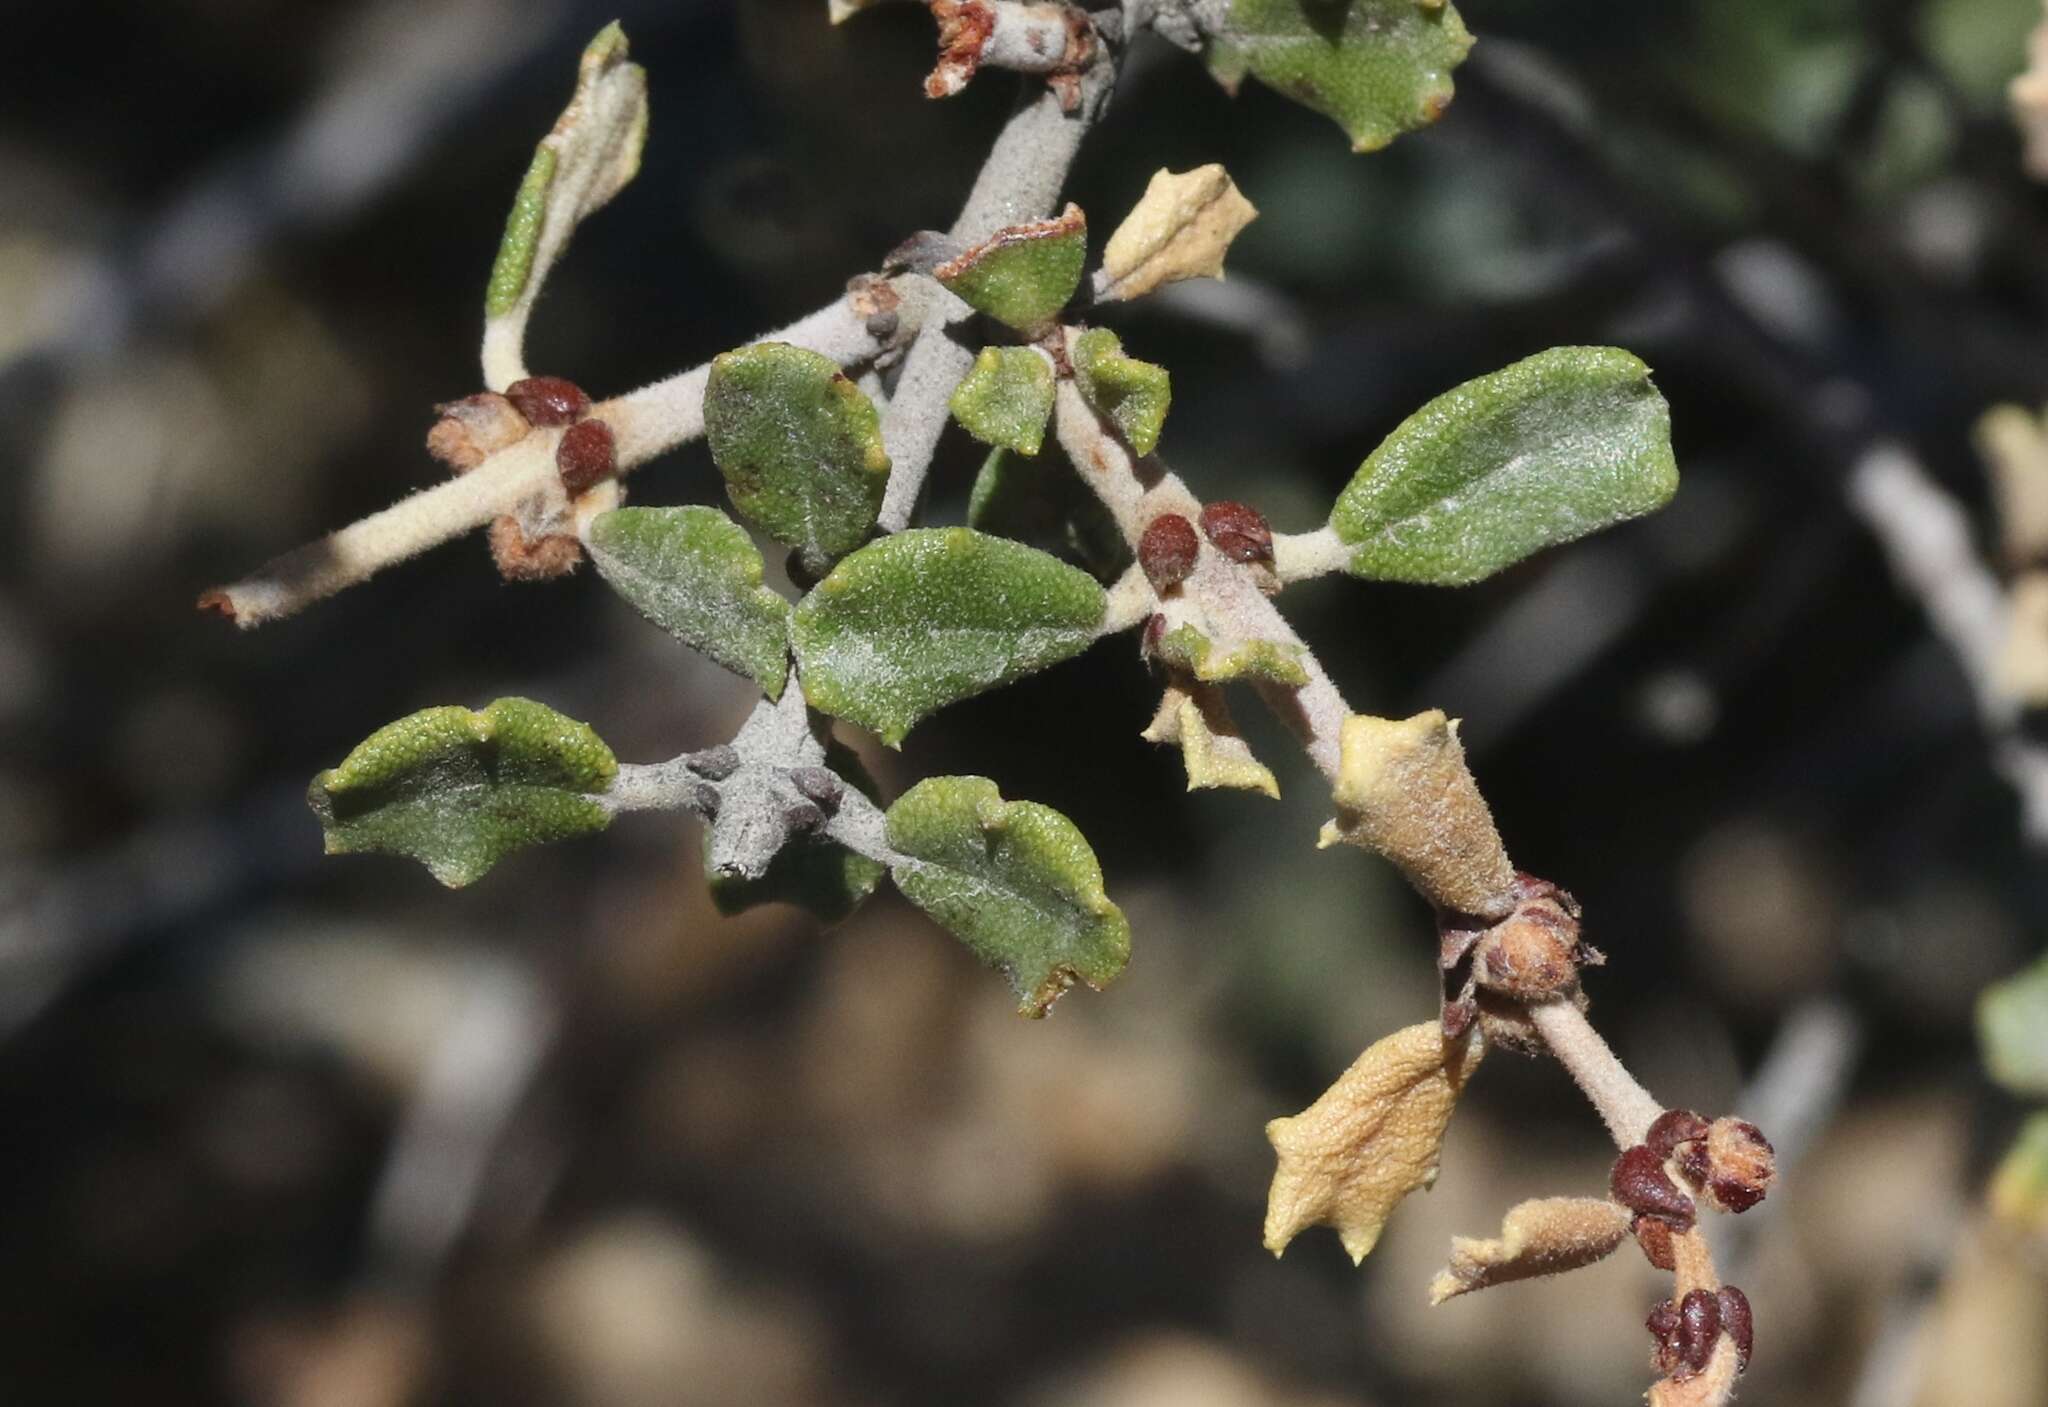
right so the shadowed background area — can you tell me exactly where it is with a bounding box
[3,1,2047,1403]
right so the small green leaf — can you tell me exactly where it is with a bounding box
[884,775,1130,1015]
[791,528,1107,746]
[1157,622,1310,687]
[1072,328,1171,456]
[485,23,648,321]
[936,204,1088,333]
[705,343,891,567]
[1330,346,1678,586]
[951,347,1057,455]
[1205,0,1474,154]
[309,698,616,888]
[587,507,792,699]
[707,742,885,922]
[1981,957,2048,1098]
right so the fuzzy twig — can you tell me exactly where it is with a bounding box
[1529,999,1664,1150]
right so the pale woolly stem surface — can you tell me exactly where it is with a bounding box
[205,296,898,627]
[1529,999,1664,1150]
[1052,379,1349,777]
[879,43,1118,532]
[1272,525,1352,584]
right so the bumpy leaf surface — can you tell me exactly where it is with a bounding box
[791,528,1107,746]
[1072,329,1171,456]
[1205,0,1473,153]
[1265,1021,1482,1262]
[705,343,890,566]
[950,347,1057,455]
[1981,956,2048,1097]
[309,698,615,887]
[884,775,1130,1015]
[935,205,1087,332]
[1157,623,1310,687]
[1330,346,1678,585]
[707,742,885,922]
[587,507,792,699]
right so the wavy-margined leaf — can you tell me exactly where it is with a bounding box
[1072,329,1171,456]
[309,698,615,887]
[587,507,792,699]
[791,528,1107,746]
[705,342,890,568]
[885,775,1130,1015]
[935,205,1087,333]
[1098,164,1260,303]
[1204,0,1473,154]
[707,742,884,922]
[1265,1021,1483,1262]
[1330,347,1678,586]
[1981,956,2048,1098]
[950,346,1056,455]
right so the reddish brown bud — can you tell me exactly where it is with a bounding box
[1138,513,1201,593]
[504,375,590,427]
[1646,1300,1683,1376]
[557,419,617,497]
[1677,1289,1721,1375]
[1198,500,1274,565]
[428,391,528,472]
[1717,1286,1753,1369]
[488,516,582,581]
[1611,1145,1696,1230]
[1631,1213,1677,1271]
[1646,1109,1712,1158]
[1473,894,1583,1001]
[789,766,844,812]
[1701,1118,1775,1213]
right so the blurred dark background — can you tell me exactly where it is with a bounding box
[3,1,2046,1403]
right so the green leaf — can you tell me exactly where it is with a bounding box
[705,342,891,567]
[936,204,1088,333]
[967,448,1134,584]
[1157,622,1311,687]
[587,507,792,700]
[1330,346,1678,586]
[309,698,616,888]
[707,742,885,922]
[950,347,1057,455]
[1205,0,1474,154]
[884,775,1130,1015]
[485,23,649,320]
[1981,957,2048,1098]
[791,528,1107,746]
[1072,328,1172,456]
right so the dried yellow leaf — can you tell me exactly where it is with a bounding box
[1264,1020,1481,1264]
[1097,165,1259,304]
[1142,684,1280,799]
[1428,1196,1632,1304]
[1318,710,1517,920]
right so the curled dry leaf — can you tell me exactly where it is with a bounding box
[1142,683,1280,799]
[1264,1021,1482,1264]
[1429,1196,1632,1304]
[1096,165,1259,303]
[1318,711,1518,920]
